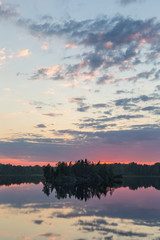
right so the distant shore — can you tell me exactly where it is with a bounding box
[0,161,160,177]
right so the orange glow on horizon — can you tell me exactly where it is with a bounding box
[0,158,159,167]
[0,158,57,167]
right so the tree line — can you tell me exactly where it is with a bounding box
[0,163,43,176]
[0,161,160,177]
[110,162,160,176]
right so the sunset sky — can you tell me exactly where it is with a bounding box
[0,0,160,165]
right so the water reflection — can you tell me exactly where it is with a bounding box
[0,175,42,186]
[42,176,160,201]
[0,178,160,240]
[1,176,160,192]
[42,181,116,201]
[123,176,160,190]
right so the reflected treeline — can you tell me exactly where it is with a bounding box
[42,177,160,200]
[122,177,160,190]
[0,176,43,186]
[42,181,118,201]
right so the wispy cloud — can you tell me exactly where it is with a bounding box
[19,15,160,85]
[68,97,86,105]
[0,47,5,55]
[77,105,90,112]
[34,124,47,128]
[118,0,146,6]
[0,126,160,162]
[0,2,18,20]
[31,65,64,80]
[41,41,49,50]
[4,88,11,92]
[65,43,77,49]
[42,112,63,117]
[92,103,107,108]
[75,114,144,130]
[33,220,43,225]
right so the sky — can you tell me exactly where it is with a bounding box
[0,0,160,166]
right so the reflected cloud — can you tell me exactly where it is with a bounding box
[77,219,148,238]
[39,232,61,240]
[133,220,160,228]
[0,182,160,240]
[104,237,113,240]
[33,220,43,225]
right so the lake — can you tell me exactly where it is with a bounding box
[0,178,160,240]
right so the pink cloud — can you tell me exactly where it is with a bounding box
[41,42,49,50]
[104,41,113,48]
[4,88,11,91]
[65,43,77,49]
[0,48,5,55]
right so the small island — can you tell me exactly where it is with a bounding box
[42,159,122,200]
[43,159,122,185]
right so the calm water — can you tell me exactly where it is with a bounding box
[0,180,160,240]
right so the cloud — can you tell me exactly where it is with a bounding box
[33,220,43,225]
[7,13,158,86]
[75,121,116,130]
[75,114,143,130]
[0,47,33,66]
[0,2,18,20]
[113,68,156,84]
[77,105,90,112]
[39,232,60,238]
[4,88,11,92]
[31,65,64,81]
[16,15,160,75]
[131,124,160,130]
[0,126,160,163]
[16,49,32,57]
[142,106,159,111]
[34,124,47,128]
[118,0,146,6]
[104,237,113,240]
[74,239,87,240]
[97,74,114,85]
[83,51,104,70]
[56,126,160,146]
[77,219,148,237]
[42,112,62,117]
[155,85,160,91]
[69,100,107,112]
[155,70,160,80]
[92,103,107,108]
[68,97,86,104]
[65,43,77,48]
[29,100,54,109]
[41,42,49,50]
[115,95,155,108]
[0,47,5,55]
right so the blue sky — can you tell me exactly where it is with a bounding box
[0,0,160,165]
